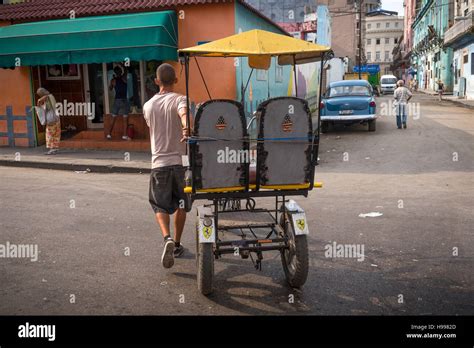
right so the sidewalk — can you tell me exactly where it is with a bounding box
[0,146,151,173]
[417,89,474,109]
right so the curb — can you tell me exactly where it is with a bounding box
[0,159,150,174]
[443,99,474,110]
[417,90,474,110]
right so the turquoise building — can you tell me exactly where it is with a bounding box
[237,2,333,117]
[412,0,454,92]
[235,2,293,117]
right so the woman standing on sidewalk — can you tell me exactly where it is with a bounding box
[37,88,61,155]
[437,79,444,101]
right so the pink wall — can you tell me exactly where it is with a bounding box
[404,0,416,52]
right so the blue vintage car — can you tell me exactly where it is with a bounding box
[320,80,377,133]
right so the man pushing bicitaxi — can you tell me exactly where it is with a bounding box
[143,63,193,269]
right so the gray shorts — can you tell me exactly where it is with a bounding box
[111,98,130,117]
[149,165,191,215]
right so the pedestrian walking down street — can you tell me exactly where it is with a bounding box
[143,63,193,269]
[393,80,413,129]
[437,79,444,101]
[37,88,61,155]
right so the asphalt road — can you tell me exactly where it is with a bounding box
[0,93,473,315]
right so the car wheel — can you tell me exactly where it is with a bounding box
[368,120,376,132]
[321,121,329,133]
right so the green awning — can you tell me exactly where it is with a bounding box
[0,11,178,68]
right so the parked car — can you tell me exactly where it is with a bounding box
[320,80,377,133]
[380,74,397,95]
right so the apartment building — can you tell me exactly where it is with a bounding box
[444,0,474,99]
[364,10,404,75]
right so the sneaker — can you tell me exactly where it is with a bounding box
[174,244,184,258]
[106,134,112,140]
[161,239,175,269]
[45,149,58,155]
[403,123,407,129]
[397,126,402,129]
[122,135,130,141]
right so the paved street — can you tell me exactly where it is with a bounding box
[0,93,473,315]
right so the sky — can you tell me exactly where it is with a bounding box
[381,0,405,16]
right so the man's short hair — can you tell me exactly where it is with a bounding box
[397,80,404,87]
[157,63,176,86]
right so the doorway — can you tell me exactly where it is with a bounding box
[83,63,105,129]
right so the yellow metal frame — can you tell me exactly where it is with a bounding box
[184,182,323,194]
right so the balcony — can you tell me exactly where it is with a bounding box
[444,12,474,49]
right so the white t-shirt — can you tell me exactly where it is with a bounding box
[143,92,187,169]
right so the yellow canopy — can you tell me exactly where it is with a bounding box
[179,29,331,67]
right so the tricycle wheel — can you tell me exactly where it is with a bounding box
[196,224,214,295]
[280,213,309,288]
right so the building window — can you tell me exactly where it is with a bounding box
[144,60,162,102]
[275,65,284,83]
[395,22,399,28]
[471,53,474,74]
[376,38,380,45]
[46,64,81,80]
[376,23,380,28]
[463,54,468,64]
[367,52,372,61]
[106,61,142,113]
[367,38,372,45]
[394,38,398,44]
[256,69,268,81]
[385,38,389,44]
[385,51,389,61]
[375,51,380,61]
[367,23,371,29]
[386,22,390,28]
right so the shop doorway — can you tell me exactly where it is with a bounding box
[83,63,105,129]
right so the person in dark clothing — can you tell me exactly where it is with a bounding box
[436,79,444,102]
[107,66,130,140]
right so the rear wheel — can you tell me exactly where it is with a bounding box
[196,224,214,295]
[368,119,376,132]
[280,213,309,288]
[321,121,329,133]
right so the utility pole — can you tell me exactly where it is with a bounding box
[358,0,363,79]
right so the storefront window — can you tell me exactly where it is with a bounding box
[144,60,162,102]
[46,64,81,80]
[106,61,142,114]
